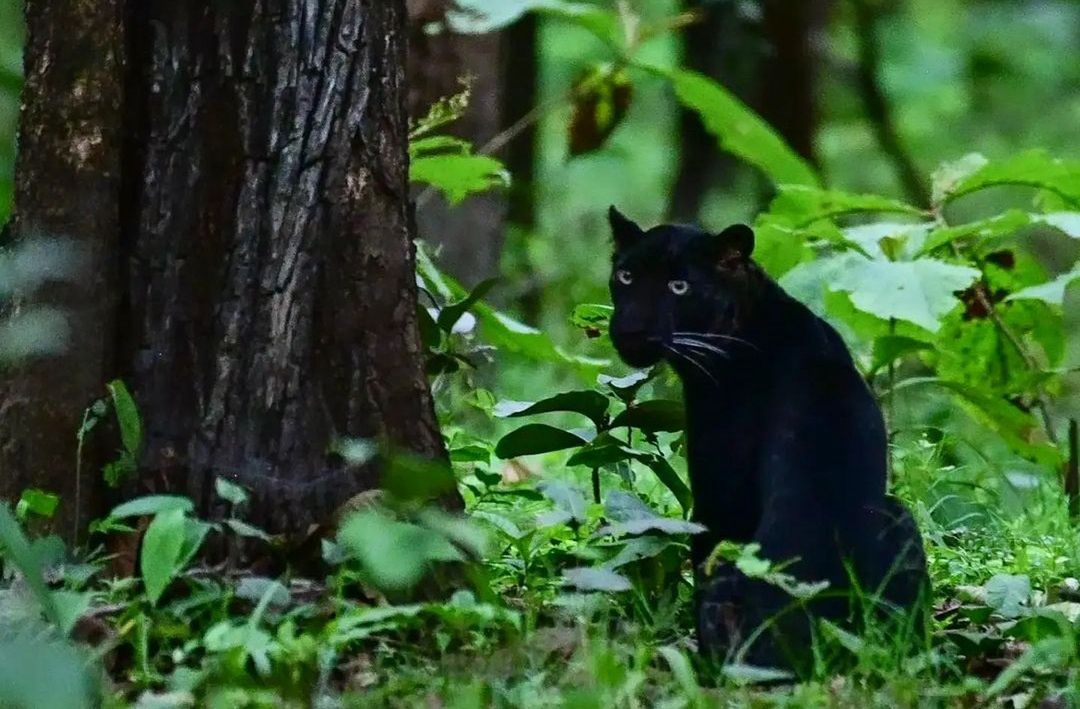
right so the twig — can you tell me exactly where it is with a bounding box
[850,0,931,207]
[415,91,571,211]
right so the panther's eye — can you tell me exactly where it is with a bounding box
[669,279,690,295]
[615,270,633,286]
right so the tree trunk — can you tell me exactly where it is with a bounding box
[407,0,506,287]
[0,0,449,540]
[671,0,758,222]
[0,0,124,541]
[672,0,827,221]
[758,0,827,165]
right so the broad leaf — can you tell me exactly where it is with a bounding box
[1036,211,1080,238]
[16,489,59,520]
[871,335,933,373]
[214,477,249,506]
[604,536,677,569]
[1007,268,1080,305]
[595,491,704,537]
[339,510,461,591]
[411,154,508,205]
[538,480,588,524]
[659,68,819,189]
[106,379,142,457]
[109,495,193,519]
[597,370,650,401]
[493,390,610,427]
[939,150,1080,208]
[609,399,685,433]
[918,210,1030,255]
[437,278,499,333]
[764,186,923,229]
[140,509,188,605]
[562,566,632,592]
[831,257,980,331]
[495,424,589,458]
[984,574,1031,618]
[639,455,693,514]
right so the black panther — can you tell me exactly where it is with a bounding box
[606,206,928,672]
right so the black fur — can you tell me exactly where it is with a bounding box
[606,207,929,672]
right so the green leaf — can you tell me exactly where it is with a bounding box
[0,638,97,709]
[595,491,704,537]
[51,590,92,636]
[985,637,1071,698]
[224,519,273,543]
[871,335,933,373]
[566,433,636,468]
[1007,267,1080,305]
[561,566,632,592]
[570,303,613,334]
[1036,211,1080,237]
[764,186,924,232]
[604,536,677,570]
[984,573,1031,618]
[722,664,795,686]
[416,246,607,373]
[0,505,60,627]
[831,257,980,332]
[109,495,194,519]
[411,154,508,205]
[16,489,59,520]
[140,509,188,605]
[918,210,1030,255]
[658,68,819,189]
[493,390,610,427]
[106,379,143,457]
[214,478,249,506]
[930,153,989,206]
[657,646,702,700]
[495,424,590,458]
[638,455,693,514]
[597,370,651,401]
[609,399,685,433]
[382,452,457,503]
[338,509,461,592]
[894,378,1058,467]
[102,453,136,488]
[437,278,499,332]
[538,480,588,524]
[939,150,1080,208]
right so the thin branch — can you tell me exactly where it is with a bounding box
[850,0,931,207]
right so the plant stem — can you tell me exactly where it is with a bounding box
[1067,419,1079,519]
[592,467,601,504]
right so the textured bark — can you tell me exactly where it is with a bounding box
[2,0,449,540]
[121,0,448,533]
[407,0,505,287]
[0,0,124,539]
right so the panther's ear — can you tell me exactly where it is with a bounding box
[608,206,644,250]
[711,223,755,266]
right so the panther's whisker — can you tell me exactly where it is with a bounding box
[664,344,720,387]
[672,331,760,350]
[673,338,730,359]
